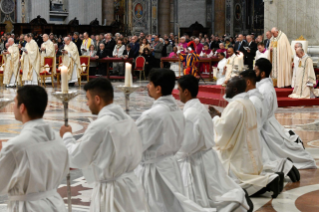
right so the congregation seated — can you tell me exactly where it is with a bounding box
[112,39,125,75]
[141,48,155,76]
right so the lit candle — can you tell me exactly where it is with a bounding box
[61,65,69,93]
[124,63,132,87]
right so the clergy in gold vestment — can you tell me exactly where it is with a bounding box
[210,77,282,198]
[21,34,41,85]
[270,27,293,88]
[289,48,318,99]
[62,37,82,83]
[81,32,94,55]
[3,38,19,86]
[40,34,56,78]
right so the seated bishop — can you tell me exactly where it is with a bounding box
[209,77,284,198]
[176,75,251,212]
[289,48,319,99]
[21,33,41,85]
[62,37,82,84]
[3,38,19,87]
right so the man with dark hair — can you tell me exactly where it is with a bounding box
[136,69,206,211]
[255,42,270,61]
[176,75,250,211]
[0,85,69,212]
[255,59,316,172]
[73,32,82,56]
[60,78,148,211]
[209,77,283,199]
[240,70,298,182]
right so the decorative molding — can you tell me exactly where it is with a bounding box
[21,0,26,23]
[296,35,306,41]
[1,0,15,14]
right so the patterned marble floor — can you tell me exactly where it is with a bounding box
[0,82,318,212]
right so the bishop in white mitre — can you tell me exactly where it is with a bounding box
[255,58,317,172]
[62,37,82,83]
[40,34,56,83]
[240,70,301,182]
[176,75,250,212]
[289,48,318,99]
[210,77,282,198]
[3,38,19,87]
[21,34,41,85]
[0,86,69,212]
[136,69,211,212]
[270,27,293,88]
[60,78,148,212]
[292,43,303,88]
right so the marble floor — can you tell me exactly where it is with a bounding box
[0,82,318,212]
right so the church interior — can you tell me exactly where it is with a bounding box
[0,0,318,212]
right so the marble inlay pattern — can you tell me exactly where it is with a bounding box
[0,82,319,211]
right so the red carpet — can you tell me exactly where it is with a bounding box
[172,85,319,107]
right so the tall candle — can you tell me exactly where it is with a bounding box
[124,63,133,87]
[61,65,69,93]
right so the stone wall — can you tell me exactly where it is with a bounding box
[264,0,319,45]
[178,0,206,28]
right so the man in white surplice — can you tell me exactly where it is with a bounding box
[60,78,148,212]
[209,77,282,198]
[291,43,303,88]
[40,34,56,83]
[136,69,211,212]
[62,37,82,84]
[240,70,301,182]
[215,52,227,85]
[0,86,68,212]
[21,33,41,85]
[176,75,250,212]
[255,58,317,174]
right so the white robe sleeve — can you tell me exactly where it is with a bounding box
[62,123,106,169]
[0,147,16,194]
[136,113,162,151]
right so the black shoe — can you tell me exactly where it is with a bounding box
[69,83,75,87]
[288,165,300,182]
[266,176,280,198]
[275,172,284,193]
[243,189,254,212]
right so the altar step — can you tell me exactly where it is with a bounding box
[172,85,319,107]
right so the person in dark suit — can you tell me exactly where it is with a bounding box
[104,33,116,57]
[34,33,43,47]
[264,30,272,49]
[95,43,108,76]
[123,45,135,59]
[129,36,140,58]
[211,36,221,49]
[234,34,246,53]
[243,35,257,69]
[73,32,82,56]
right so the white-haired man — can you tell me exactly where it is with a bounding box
[3,38,19,87]
[62,37,82,84]
[40,34,56,83]
[270,27,293,87]
[292,42,303,88]
[289,48,318,99]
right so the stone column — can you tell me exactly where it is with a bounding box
[214,0,225,36]
[102,0,114,25]
[158,0,170,36]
